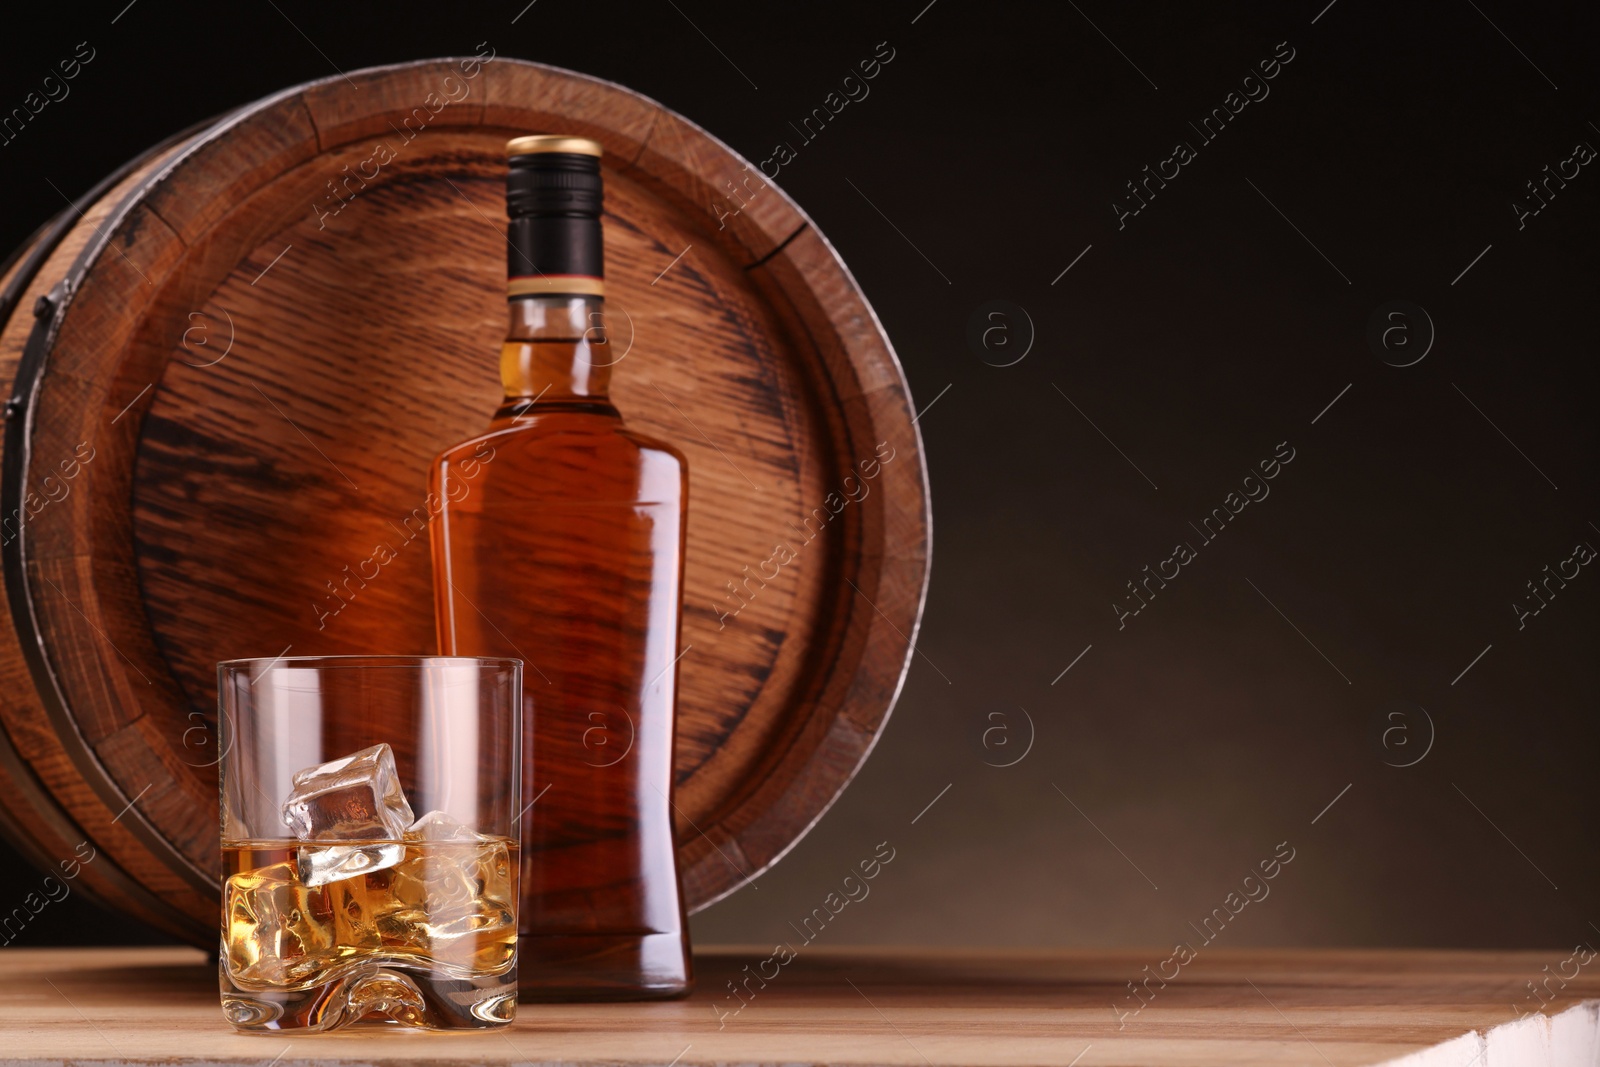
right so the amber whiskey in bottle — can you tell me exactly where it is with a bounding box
[429,135,691,1000]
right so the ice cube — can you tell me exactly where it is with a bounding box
[296,841,406,887]
[223,860,341,989]
[282,743,414,840]
[405,810,488,842]
[381,839,516,954]
[281,744,414,886]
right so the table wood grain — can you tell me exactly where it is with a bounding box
[5,946,1597,1065]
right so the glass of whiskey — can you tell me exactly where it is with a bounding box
[216,655,521,1032]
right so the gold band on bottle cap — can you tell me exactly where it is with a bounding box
[506,135,604,158]
[507,275,606,298]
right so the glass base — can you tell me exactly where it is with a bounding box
[221,962,516,1031]
[516,931,691,1001]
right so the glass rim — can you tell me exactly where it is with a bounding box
[217,655,523,671]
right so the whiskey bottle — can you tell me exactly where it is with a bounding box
[429,135,691,1000]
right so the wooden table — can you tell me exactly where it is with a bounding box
[7,946,1597,1065]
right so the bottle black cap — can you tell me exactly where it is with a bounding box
[504,136,605,297]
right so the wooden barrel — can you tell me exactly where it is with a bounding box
[0,57,929,945]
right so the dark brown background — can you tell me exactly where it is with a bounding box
[0,0,1594,951]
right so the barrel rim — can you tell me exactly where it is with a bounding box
[0,125,223,936]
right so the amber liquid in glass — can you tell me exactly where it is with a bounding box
[430,295,691,999]
[219,839,519,1030]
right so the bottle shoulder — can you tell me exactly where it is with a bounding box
[616,424,688,468]
[437,415,684,467]
[432,411,686,502]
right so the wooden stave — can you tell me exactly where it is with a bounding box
[0,58,931,944]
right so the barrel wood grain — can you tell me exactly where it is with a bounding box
[0,58,930,943]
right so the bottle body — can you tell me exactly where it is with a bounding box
[431,288,691,999]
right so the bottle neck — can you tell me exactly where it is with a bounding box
[500,295,614,406]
